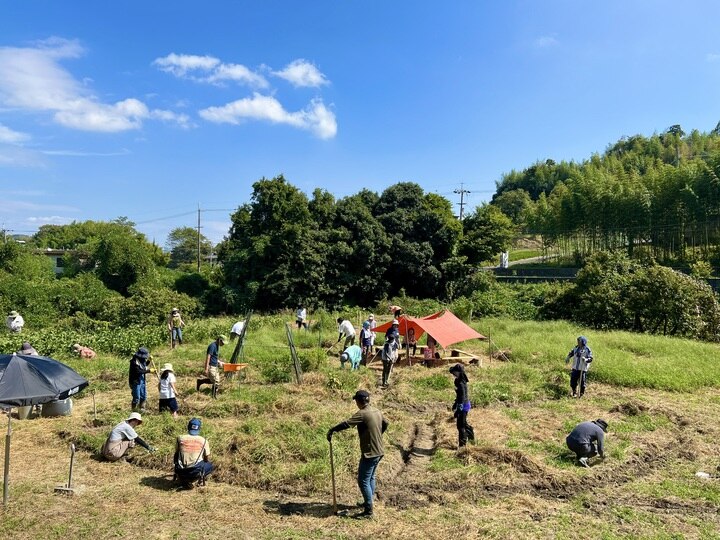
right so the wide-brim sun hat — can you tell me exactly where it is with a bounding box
[161,363,173,372]
[8,311,18,317]
[127,412,143,424]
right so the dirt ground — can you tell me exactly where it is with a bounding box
[2,359,720,540]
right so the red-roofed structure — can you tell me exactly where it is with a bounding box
[373,310,485,349]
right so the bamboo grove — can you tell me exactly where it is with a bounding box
[492,125,720,263]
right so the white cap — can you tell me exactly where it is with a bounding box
[126,412,143,423]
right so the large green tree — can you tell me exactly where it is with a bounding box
[166,226,212,268]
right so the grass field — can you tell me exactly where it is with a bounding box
[2,316,720,539]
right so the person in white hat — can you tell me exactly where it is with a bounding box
[101,412,155,462]
[158,363,179,418]
[6,310,24,333]
[167,308,185,349]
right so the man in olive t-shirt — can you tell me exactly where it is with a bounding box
[327,390,388,518]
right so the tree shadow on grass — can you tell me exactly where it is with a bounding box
[263,499,357,518]
[141,475,178,491]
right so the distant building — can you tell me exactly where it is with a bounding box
[39,248,68,274]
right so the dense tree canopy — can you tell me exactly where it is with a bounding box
[218,176,509,310]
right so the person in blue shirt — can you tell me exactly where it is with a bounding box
[340,344,363,370]
[196,335,226,398]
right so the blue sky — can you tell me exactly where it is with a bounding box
[1,1,720,245]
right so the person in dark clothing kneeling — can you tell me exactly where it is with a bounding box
[327,390,388,519]
[566,418,608,468]
[449,364,475,447]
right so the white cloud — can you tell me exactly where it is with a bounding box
[26,215,70,224]
[706,53,720,62]
[534,35,559,48]
[272,59,329,88]
[199,93,337,139]
[153,53,220,77]
[41,148,131,157]
[0,146,45,167]
[0,199,78,212]
[0,38,188,132]
[0,123,29,144]
[153,53,268,88]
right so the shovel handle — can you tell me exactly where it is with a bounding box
[329,438,337,513]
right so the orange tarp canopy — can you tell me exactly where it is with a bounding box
[373,310,486,349]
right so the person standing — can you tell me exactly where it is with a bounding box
[296,305,308,330]
[359,321,373,360]
[336,317,356,349]
[101,412,155,462]
[158,363,179,418]
[129,347,152,411]
[449,364,475,447]
[327,390,388,519]
[566,419,608,468]
[167,308,185,348]
[368,314,377,350]
[174,417,214,487]
[196,335,226,398]
[6,310,24,333]
[381,327,399,387]
[403,328,417,356]
[565,336,593,398]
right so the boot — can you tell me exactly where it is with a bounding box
[139,400,147,412]
[211,384,218,399]
[196,378,212,392]
[132,401,139,411]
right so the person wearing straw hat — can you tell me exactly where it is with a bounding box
[197,335,226,399]
[167,308,185,348]
[6,310,24,333]
[566,419,608,468]
[158,362,179,418]
[101,412,155,462]
[174,417,214,488]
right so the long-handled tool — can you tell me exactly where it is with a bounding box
[325,342,340,355]
[54,443,76,495]
[329,438,338,514]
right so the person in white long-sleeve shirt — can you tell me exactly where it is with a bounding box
[336,318,356,349]
[6,310,24,333]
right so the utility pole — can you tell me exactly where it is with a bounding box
[197,204,201,272]
[454,184,471,221]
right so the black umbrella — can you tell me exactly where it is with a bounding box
[0,353,88,406]
[0,353,89,505]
